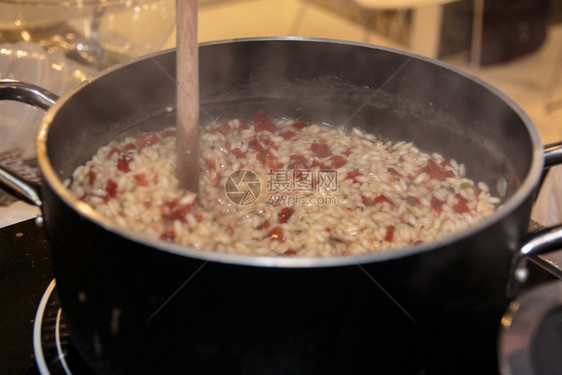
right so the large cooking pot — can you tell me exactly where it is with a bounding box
[2,38,562,374]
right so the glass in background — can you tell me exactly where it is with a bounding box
[0,0,175,212]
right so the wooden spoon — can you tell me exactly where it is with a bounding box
[176,0,199,192]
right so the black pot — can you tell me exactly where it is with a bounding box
[2,38,562,374]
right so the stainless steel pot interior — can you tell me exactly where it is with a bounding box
[36,37,544,266]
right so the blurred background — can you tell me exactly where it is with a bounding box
[1,0,561,143]
[1,0,562,224]
[193,0,560,145]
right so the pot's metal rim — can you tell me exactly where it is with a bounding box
[36,36,545,268]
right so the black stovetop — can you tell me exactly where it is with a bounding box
[1,218,560,375]
[1,219,53,375]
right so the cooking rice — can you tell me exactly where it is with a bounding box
[68,110,500,257]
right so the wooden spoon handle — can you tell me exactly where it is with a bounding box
[176,0,199,192]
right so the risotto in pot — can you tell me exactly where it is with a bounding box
[69,110,500,257]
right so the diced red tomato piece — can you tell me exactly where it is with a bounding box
[310,142,331,158]
[345,171,363,184]
[455,193,468,204]
[420,159,455,181]
[453,202,470,214]
[453,193,470,213]
[431,196,445,214]
[117,154,133,173]
[231,148,245,159]
[283,249,297,256]
[441,170,455,179]
[226,223,234,235]
[171,203,195,221]
[248,138,264,152]
[217,122,231,136]
[330,155,347,169]
[164,199,196,222]
[405,196,421,206]
[292,122,307,129]
[421,159,442,180]
[204,158,216,171]
[122,143,136,152]
[134,174,149,186]
[256,148,280,169]
[107,147,120,159]
[279,207,294,224]
[253,109,268,124]
[161,130,177,138]
[289,154,307,169]
[105,180,118,198]
[256,220,270,230]
[269,226,285,241]
[384,225,395,242]
[253,110,277,133]
[160,230,176,242]
[164,198,180,211]
[280,130,296,140]
[373,194,394,206]
[262,120,277,133]
[361,195,372,205]
[211,172,222,186]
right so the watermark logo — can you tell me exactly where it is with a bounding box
[224,169,261,205]
[225,169,338,206]
[267,169,338,192]
[266,193,337,207]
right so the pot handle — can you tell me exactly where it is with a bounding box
[0,80,59,207]
[507,223,562,298]
[506,143,562,297]
[0,80,58,111]
[543,141,562,169]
